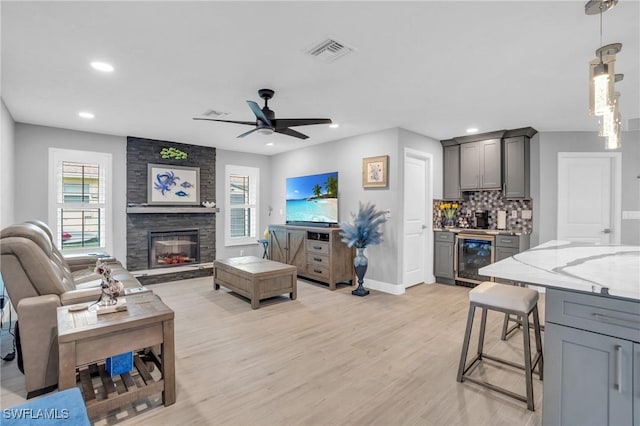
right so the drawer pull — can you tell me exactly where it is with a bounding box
[615,345,622,393]
[592,313,640,326]
[313,246,322,250]
[501,239,512,244]
[313,257,322,262]
[313,269,322,274]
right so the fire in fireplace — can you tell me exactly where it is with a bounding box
[148,229,200,269]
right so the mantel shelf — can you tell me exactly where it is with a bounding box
[126,207,219,214]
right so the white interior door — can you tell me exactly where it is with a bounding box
[403,149,432,287]
[557,153,621,244]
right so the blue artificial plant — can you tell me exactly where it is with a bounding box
[339,202,387,248]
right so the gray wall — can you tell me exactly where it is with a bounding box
[533,131,640,246]
[14,124,129,262]
[215,148,272,260]
[0,99,15,228]
[271,127,443,291]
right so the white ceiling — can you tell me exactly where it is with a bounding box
[2,1,639,155]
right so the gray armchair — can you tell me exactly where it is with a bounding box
[0,223,141,398]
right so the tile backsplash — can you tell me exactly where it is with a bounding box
[434,191,532,233]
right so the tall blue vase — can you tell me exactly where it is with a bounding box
[352,247,370,296]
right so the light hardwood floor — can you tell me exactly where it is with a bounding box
[0,278,544,426]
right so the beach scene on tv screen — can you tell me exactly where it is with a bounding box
[286,172,338,223]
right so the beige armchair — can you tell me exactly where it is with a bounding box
[0,223,141,398]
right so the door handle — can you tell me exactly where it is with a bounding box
[602,228,611,234]
[615,345,622,392]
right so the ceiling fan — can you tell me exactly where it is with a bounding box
[193,89,332,140]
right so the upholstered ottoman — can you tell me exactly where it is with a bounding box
[1,387,90,425]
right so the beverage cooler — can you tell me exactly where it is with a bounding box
[455,234,495,285]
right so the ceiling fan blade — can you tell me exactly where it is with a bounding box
[246,100,272,127]
[273,118,332,129]
[193,117,256,126]
[237,128,260,138]
[274,127,309,140]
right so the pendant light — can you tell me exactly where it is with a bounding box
[585,0,623,150]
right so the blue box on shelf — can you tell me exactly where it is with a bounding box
[105,352,133,376]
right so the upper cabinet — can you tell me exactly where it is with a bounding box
[503,135,530,199]
[442,127,536,199]
[443,145,460,200]
[459,139,501,190]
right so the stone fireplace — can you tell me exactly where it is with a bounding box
[126,136,216,284]
[148,229,200,269]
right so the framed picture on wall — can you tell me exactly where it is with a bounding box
[362,155,389,188]
[147,163,200,205]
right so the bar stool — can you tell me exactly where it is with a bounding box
[456,281,543,411]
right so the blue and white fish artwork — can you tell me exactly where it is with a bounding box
[153,171,180,196]
[180,181,193,188]
[174,191,189,197]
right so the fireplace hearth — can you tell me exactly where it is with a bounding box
[148,229,200,269]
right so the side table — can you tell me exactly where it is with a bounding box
[257,239,269,259]
[57,293,175,418]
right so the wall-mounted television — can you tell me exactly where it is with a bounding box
[286,172,338,227]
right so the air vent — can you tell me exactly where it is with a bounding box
[628,118,640,131]
[305,38,354,63]
[202,109,229,119]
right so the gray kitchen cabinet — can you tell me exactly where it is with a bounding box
[459,139,501,191]
[503,136,530,198]
[443,145,460,200]
[543,288,640,426]
[434,232,455,283]
[544,323,633,426]
[480,139,501,188]
[459,142,480,190]
[494,235,529,284]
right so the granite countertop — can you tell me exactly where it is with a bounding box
[480,240,640,301]
[433,227,529,236]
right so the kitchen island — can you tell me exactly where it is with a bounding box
[480,240,639,425]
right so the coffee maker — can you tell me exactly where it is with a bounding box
[474,211,489,229]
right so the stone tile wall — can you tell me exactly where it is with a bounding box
[433,191,533,233]
[126,136,216,273]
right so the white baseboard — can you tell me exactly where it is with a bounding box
[364,278,405,295]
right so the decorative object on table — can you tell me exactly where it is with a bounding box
[439,202,458,227]
[362,155,389,188]
[160,146,188,160]
[339,202,387,296]
[147,163,200,205]
[202,201,216,208]
[94,261,125,312]
[105,352,133,376]
[457,215,470,229]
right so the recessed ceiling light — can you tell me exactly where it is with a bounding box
[329,123,339,129]
[466,127,478,133]
[265,142,275,147]
[90,61,114,72]
[78,112,95,119]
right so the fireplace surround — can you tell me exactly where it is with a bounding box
[126,136,216,282]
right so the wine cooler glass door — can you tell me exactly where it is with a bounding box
[455,235,495,285]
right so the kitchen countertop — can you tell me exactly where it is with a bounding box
[480,240,640,301]
[433,227,529,236]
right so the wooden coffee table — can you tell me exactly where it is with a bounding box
[57,293,175,418]
[214,256,297,309]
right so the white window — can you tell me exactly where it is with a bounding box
[225,165,259,246]
[49,148,112,254]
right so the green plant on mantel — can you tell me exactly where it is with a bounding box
[160,147,187,160]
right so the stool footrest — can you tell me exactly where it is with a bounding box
[462,375,529,404]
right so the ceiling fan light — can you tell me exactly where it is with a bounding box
[258,128,274,135]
